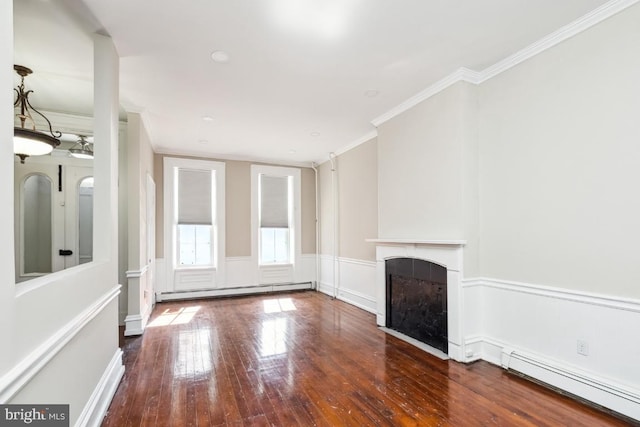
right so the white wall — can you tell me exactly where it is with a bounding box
[317,138,378,310]
[377,81,480,276]
[124,113,155,335]
[478,3,640,299]
[0,28,124,426]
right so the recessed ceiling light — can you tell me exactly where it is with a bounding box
[364,89,379,98]
[211,51,230,63]
[288,149,297,154]
[310,132,320,137]
[202,116,214,122]
[198,139,208,144]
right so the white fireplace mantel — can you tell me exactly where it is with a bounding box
[366,238,466,246]
[369,238,467,362]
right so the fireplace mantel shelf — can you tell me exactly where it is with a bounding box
[366,238,466,246]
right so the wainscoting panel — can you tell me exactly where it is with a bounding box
[318,255,377,313]
[155,256,316,301]
[463,278,640,421]
[226,257,257,287]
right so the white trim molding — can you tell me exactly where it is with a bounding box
[0,286,121,402]
[156,282,312,302]
[125,264,149,279]
[371,68,481,127]
[75,349,125,427]
[463,277,640,313]
[163,157,226,293]
[480,0,640,83]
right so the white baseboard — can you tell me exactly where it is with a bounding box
[463,277,640,421]
[123,314,146,336]
[505,348,640,419]
[156,282,312,302]
[75,349,124,427]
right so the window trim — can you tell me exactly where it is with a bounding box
[251,165,301,269]
[164,157,225,289]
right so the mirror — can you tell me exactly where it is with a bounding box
[13,0,95,283]
[14,158,94,282]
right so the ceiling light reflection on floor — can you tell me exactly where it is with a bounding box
[147,306,201,327]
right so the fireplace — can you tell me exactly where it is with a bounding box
[386,258,448,353]
[368,238,466,361]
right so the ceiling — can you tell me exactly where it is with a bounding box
[14,0,612,165]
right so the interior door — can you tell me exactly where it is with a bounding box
[63,166,93,269]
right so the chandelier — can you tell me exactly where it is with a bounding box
[14,64,61,163]
[68,135,94,159]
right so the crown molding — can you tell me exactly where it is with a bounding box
[335,130,377,157]
[478,0,640,83]
[154,147,313,169]
[370,67,480,127]
[369,0,639,130]
[312,130,378,166]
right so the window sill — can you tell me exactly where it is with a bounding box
[175,265,216,271]
[259,263,293,268]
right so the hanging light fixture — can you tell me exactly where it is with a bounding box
[68,135,94,159]
[13,64,61,164]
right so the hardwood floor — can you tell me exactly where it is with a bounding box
[103,291,633,426]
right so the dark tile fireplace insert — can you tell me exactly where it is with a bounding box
[386,258,448,353]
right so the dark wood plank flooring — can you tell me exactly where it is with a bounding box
[103,291,633,426]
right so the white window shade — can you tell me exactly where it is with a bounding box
[260,175,289,228]
[178,169,212,225]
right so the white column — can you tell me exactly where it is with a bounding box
[92,33,119,269]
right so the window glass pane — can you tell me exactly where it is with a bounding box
[274,228,289,263]
[178,224,211,265]
[260,228,275,264]
[260,227,290,264]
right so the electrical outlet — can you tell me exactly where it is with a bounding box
[577,340,589,356]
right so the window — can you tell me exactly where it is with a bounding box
[176,168,213,266]
[164,158,225,286]
[251,165,301,269]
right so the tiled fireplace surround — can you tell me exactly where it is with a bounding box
[368,239,466,362]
